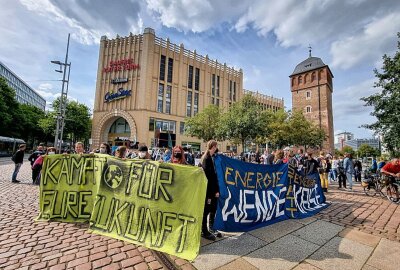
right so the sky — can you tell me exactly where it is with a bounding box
[1,0,400,140]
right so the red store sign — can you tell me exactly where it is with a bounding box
[103,58,139,73]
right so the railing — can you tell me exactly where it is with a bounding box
[154,36,242,77]
[243,89,284,104]
[103,33,242,77]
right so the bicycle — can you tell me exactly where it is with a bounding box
[362,172,385,197]
[383,177,400,203]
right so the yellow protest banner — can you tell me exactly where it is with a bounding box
[37,154,207,260]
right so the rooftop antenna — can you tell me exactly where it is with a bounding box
[308,44,312,57]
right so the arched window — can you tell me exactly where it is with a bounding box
[311,72,316,82]
[304,74,309,83]
[306,91,311,100]
[298,76,302,84]
[306,106,312,113]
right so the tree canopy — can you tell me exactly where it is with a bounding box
[184,94,326,152]
[39,97,92,144]
[184,104,222,142]
[361,32,400,155]
[357,144,380,158]
[218,94,265,150]
[0,77,22,137]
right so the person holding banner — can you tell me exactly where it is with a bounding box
[99,142,111,155]
[304,152,320,176]
[170,146,188,165]
[115,146,128,159]
[32,147,56,185]
[136,145,151,160]
[199,140,220,240]
[74,142,85,154]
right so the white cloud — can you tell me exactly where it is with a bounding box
[146,0,400,70]
[145,0,249,32]
[36,83,60,99]
[19,0,102,45]
[331,12,400,69]
[333,79,380,137]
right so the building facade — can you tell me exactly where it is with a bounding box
[243,89,284,112]
[334,131,354,150]
[0,61,46,111]
[344,138,380,152]
[91,28,284,152]
[290,54,334,152]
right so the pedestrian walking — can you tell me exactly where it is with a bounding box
[11,144,26,183]
[343,153,354,191]
[318,152,329,192]
[337,156,347,189]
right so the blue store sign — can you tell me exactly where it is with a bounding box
[104,88,132,103]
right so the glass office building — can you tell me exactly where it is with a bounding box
[0,61,46,111]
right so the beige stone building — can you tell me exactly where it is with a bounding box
[91,28,284,152]
[243,89,284,112]
[289,53,334,151]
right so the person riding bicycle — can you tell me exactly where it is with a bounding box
[380,158,400,202]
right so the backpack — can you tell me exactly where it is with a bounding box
[11,152,17,163]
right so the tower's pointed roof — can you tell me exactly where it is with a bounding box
[290,56,326,76]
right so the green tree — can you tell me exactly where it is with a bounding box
[219,94,265,151]
[342,145,355,156]
[64,100,92,143]
[0,77,22,137]
[357,144,380,158]
[19,104,46,146]
[40,98,92,144]
[184,105,222,142]
[264,109,290,149]
[361,32,400,154]
[38,111,56,139]
[285,110,325,149]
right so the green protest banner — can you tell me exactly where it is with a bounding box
[37,154,207,260]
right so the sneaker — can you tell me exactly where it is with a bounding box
[202,231,216,241]
[210,230,223,238]
[11,180,20,183]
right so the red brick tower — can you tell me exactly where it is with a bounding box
[290,48,334,152]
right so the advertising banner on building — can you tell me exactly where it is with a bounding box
[213,155,327,232]
[37,154,207,261]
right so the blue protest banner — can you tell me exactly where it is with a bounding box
[213,155,327,232]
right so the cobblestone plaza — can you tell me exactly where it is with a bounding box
[1,158,399,270]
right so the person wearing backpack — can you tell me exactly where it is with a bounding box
[11,144,26,183]
[318,152,329,192]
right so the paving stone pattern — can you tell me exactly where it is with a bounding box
[0,160,168,270]
[2,160,400,270]
[315,185,400,242]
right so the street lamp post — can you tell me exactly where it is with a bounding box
[52,34,71,153]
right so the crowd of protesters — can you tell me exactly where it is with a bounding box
[10,139,396,239]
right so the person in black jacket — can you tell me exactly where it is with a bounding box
[200,140,220,241]
[11,144,26,183]
[303,152,320,176]
[28,145,45,183]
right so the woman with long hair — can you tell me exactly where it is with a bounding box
[99,142,111,155]
[32,147,56,185]
[200,140,220,240]
[171,145,187,164]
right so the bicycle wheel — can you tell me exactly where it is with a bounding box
[385,184,399,203]
[364,182,377,196]
[377,182,386,197]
